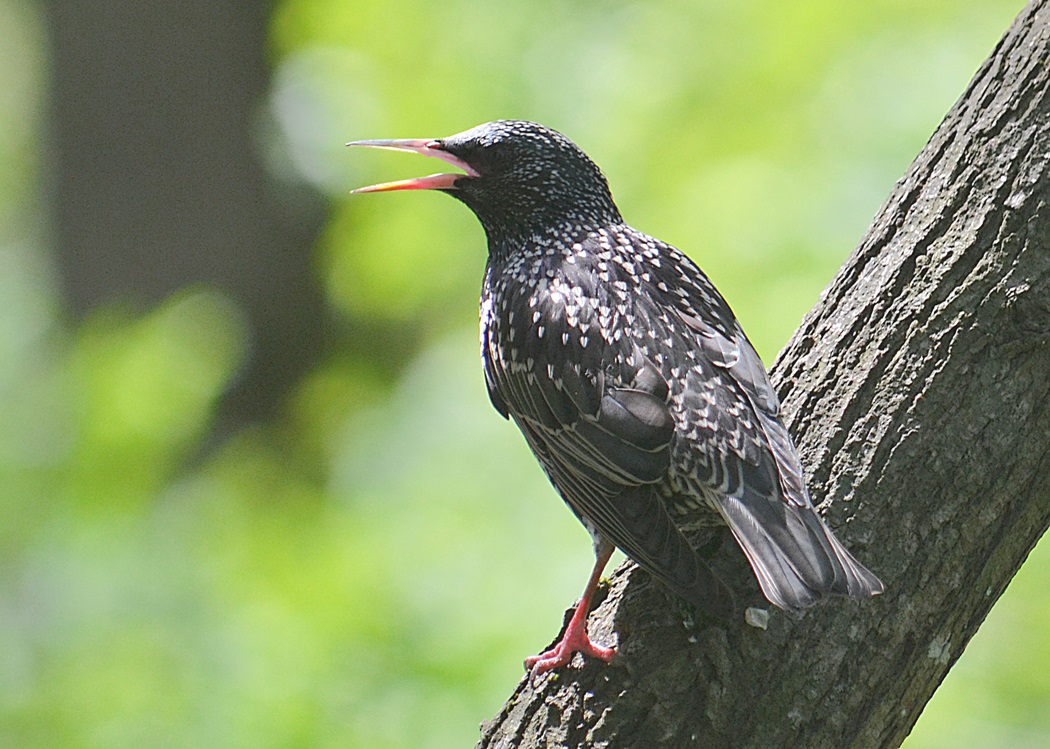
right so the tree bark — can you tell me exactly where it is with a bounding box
[478,2,1050,747]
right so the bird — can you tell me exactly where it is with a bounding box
[347,120,884,678]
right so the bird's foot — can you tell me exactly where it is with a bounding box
[524,621,615,682]
[525,543,616,683]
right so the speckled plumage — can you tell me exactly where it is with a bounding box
[349,120,883,671]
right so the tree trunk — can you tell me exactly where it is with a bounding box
[43,0,328,431]
[478,2,1050,747]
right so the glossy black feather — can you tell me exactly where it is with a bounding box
[447,120,882,615]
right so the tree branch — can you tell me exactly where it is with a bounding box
[478,2,1050,747]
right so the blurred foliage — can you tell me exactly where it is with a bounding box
[0,0,1043,748]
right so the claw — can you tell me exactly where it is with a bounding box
[524,543,616,684]
[525,625,615,683]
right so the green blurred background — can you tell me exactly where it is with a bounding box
[1,0,1046,747]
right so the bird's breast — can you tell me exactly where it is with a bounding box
[482,252,622,372]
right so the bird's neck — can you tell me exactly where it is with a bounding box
[481,210,623,263]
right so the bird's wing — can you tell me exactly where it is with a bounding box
[674,303,807,501]
[499,309,676,491]
[515,413,734,618]
[646,238,803,502]
[482,266,730,615]
[651,239,883,609]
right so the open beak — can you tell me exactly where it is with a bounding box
[346,138,479,193]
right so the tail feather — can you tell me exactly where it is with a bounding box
[718,489,884,615]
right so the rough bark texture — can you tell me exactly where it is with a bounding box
[478,2,1050,747]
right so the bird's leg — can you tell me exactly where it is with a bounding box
[525,542,616,680]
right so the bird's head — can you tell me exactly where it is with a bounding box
[348,120,622,246]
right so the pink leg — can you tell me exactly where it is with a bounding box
[525,543,616,679]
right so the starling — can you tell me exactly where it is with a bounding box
[348,120,883,677]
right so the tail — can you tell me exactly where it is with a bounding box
[718,487,884,615]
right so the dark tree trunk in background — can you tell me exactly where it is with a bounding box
[480,2,1050,747]
[44,1,326,430]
